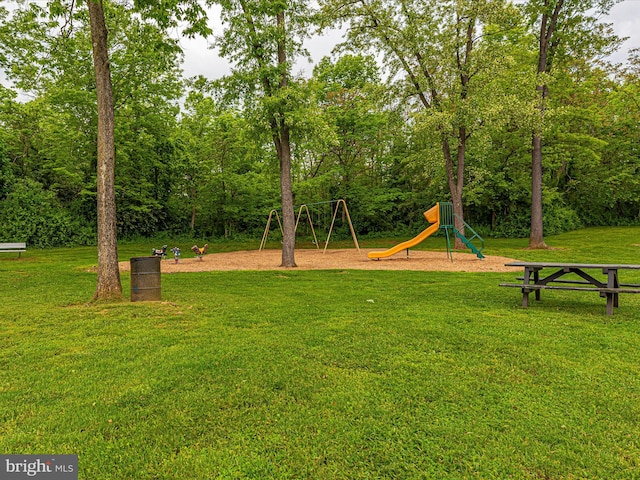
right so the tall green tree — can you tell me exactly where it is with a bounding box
[523,0,620,248]
[1,0,209,299]
[0,1,188,237]
[214,0,313,267]
[87,0,122,300]
[565,49,640,225]
[90,0,207,298]
[320,0,520,247]
[311,55,388,195]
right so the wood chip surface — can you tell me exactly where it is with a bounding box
[119,248,521,273]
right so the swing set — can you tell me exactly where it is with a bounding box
[259,199,360,254]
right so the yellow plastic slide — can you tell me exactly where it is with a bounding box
[367,204,440,259]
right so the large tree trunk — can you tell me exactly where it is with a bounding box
[529,1,562,249]
[530,37,549,249]
[88,0,122,301]
[530,132,546,248]
[442,135,466,249]
[276,11,296,267]
[277,123,296,267]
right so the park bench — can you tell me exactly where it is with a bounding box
[0,242,27,258]
[500,262,640,315]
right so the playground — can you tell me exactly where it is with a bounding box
[118,248,518,273]
[121,200,519,273]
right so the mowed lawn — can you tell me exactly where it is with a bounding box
[1,228,640,479]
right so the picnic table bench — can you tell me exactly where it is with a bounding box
[500,262,640,315]
[0,242,26,258]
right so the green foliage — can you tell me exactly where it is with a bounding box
[0,0,189,241]
[291,54,410,234]
[484,200,583,239]
[132,0,212,37]
[174,91,279,238]
[563,63,640,226]
[0,179,93,246]
[0,143,15,200]
[0,0,638,247]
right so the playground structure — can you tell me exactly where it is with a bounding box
[191,244,208,261]
[259,199,360,254]
[152,245,168,260]
[367,202,484,261]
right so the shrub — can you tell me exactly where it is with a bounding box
[0,179,92,247]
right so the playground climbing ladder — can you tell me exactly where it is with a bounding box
[438,202,485,260]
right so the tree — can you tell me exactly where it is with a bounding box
[0,1,190,240]
[1,0,209,298]
[524,0,620,248]
[311,55,388,195]
[320,0,520,248]
[87,0,122,300]
[88,0,209,297]
[564,49,640,226]
[214,0,312,267]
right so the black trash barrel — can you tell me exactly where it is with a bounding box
[130,256,161,301]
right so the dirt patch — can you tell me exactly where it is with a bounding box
[119,248,521,273]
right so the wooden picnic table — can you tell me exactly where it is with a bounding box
[501,262,640,315]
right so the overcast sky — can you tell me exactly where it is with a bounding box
[1,0,639,90]
[174,4,343,81]
[178,0,640,81]
[606,0,640,63]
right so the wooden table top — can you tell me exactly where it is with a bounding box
[505,262,640,270]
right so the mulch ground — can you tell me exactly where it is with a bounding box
[119,248,522,273]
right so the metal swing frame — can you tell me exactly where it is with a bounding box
[259,199,360,254]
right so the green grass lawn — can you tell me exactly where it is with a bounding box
[1,227,640,479]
